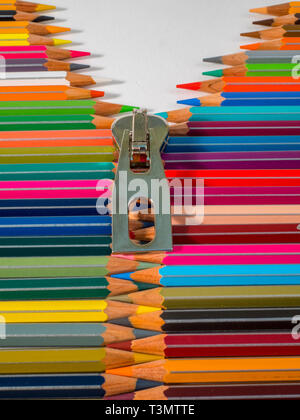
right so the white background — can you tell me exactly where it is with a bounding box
[51,0,281,113]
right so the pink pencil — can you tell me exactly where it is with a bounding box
[119,244,300,258]
[0,46,90,60]
[0,179,113,200]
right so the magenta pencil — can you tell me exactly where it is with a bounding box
[0,46,90,59]
[0,179,113,200]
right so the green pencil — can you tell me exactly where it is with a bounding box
[0,114,114,130]
[0,277,156,301]
[0,100,138,117]
[203,63,300,78]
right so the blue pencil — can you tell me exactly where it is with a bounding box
[178,96,300,107]
[115,274,300,287]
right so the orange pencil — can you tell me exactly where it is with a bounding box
[0,22,69,35]
[107,357,300,383]
[250,3,300,16]
[241,37,300,50]
[0,86,103,101]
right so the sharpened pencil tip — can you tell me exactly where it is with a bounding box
[53,39,72,46]
[177,82,202,91]
[36,4,56,12]
[69,63,91,71]
[240,42,260,50]
[202,69,224,77]
[250,7,268,14]
[253,19,274,26]
[241,31,261,39]
[111,272,134,280]
[33,15,55,22]
[90,90,105,98]
[177,98,201,106]
[70,50,91,58]
[47,25,71,34]
[203,56,223,64]
[136,379,163,391]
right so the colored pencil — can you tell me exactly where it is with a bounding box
[109,332,300,358]
[165,136,300,153]
[0,34,71,46]
[158,106,300,123]
[0,115,115,130]
[0,254,158,277]
[0,2,56,13]
[250,3,300,16]
[203,51,300,65]
[115,269,300,287]
[0,277,157,300]
[0,72,100,87]
[0,129,113,146]
[0,87,104,101]
[0,100,137,117]
[0,11,54,22]
[169,122,300,137]
[203,64,300,78]
[105,383,300,400]
[0,347,161,374]
[0,374,161,399]
[178,92,300,107]
[167,168,300,187]
[0,323,158,347]
[241,38,300,50]
[0,59,90,72]
[241,26,300,40]
[0,21,69,35]
[254,14,300,27]
[0,162,116,181]
[0,46,90,59]
[108,357,300,383]
[115,243,300,264]
[132,223,300,243]
[0,235,115,256]
[111,307,300,333]
[164,151,300,169]
[177,77,300,94]
[112,283,300,309]
[0,299,159,323]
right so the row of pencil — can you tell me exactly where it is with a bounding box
[105,2,300,400]
[0,0,170,400]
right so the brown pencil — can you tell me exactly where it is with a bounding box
[242,26,300,40]
[254,14,300,27]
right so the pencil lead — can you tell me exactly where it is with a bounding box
[109,295,132,303]
[110,317,133,328]
[202,69,224,77]
[46,25,71,34]
[203,56,224,64]
[250,7,268,14]
[90,90,105,98]
[69,63,90,71]
[70,50,91,58]
[241,31,261,39]
[240,42,261,50]
[111,272,134,280]
[253,19,274,26]
[135,379,163,391]
[177,82,202,90]
[177,98,201,106]
[34,15,55,23]
[36,4,57,12]
[53,39,72,46]
[133,329,160,339]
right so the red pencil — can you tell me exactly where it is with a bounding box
[109,332,300,358]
